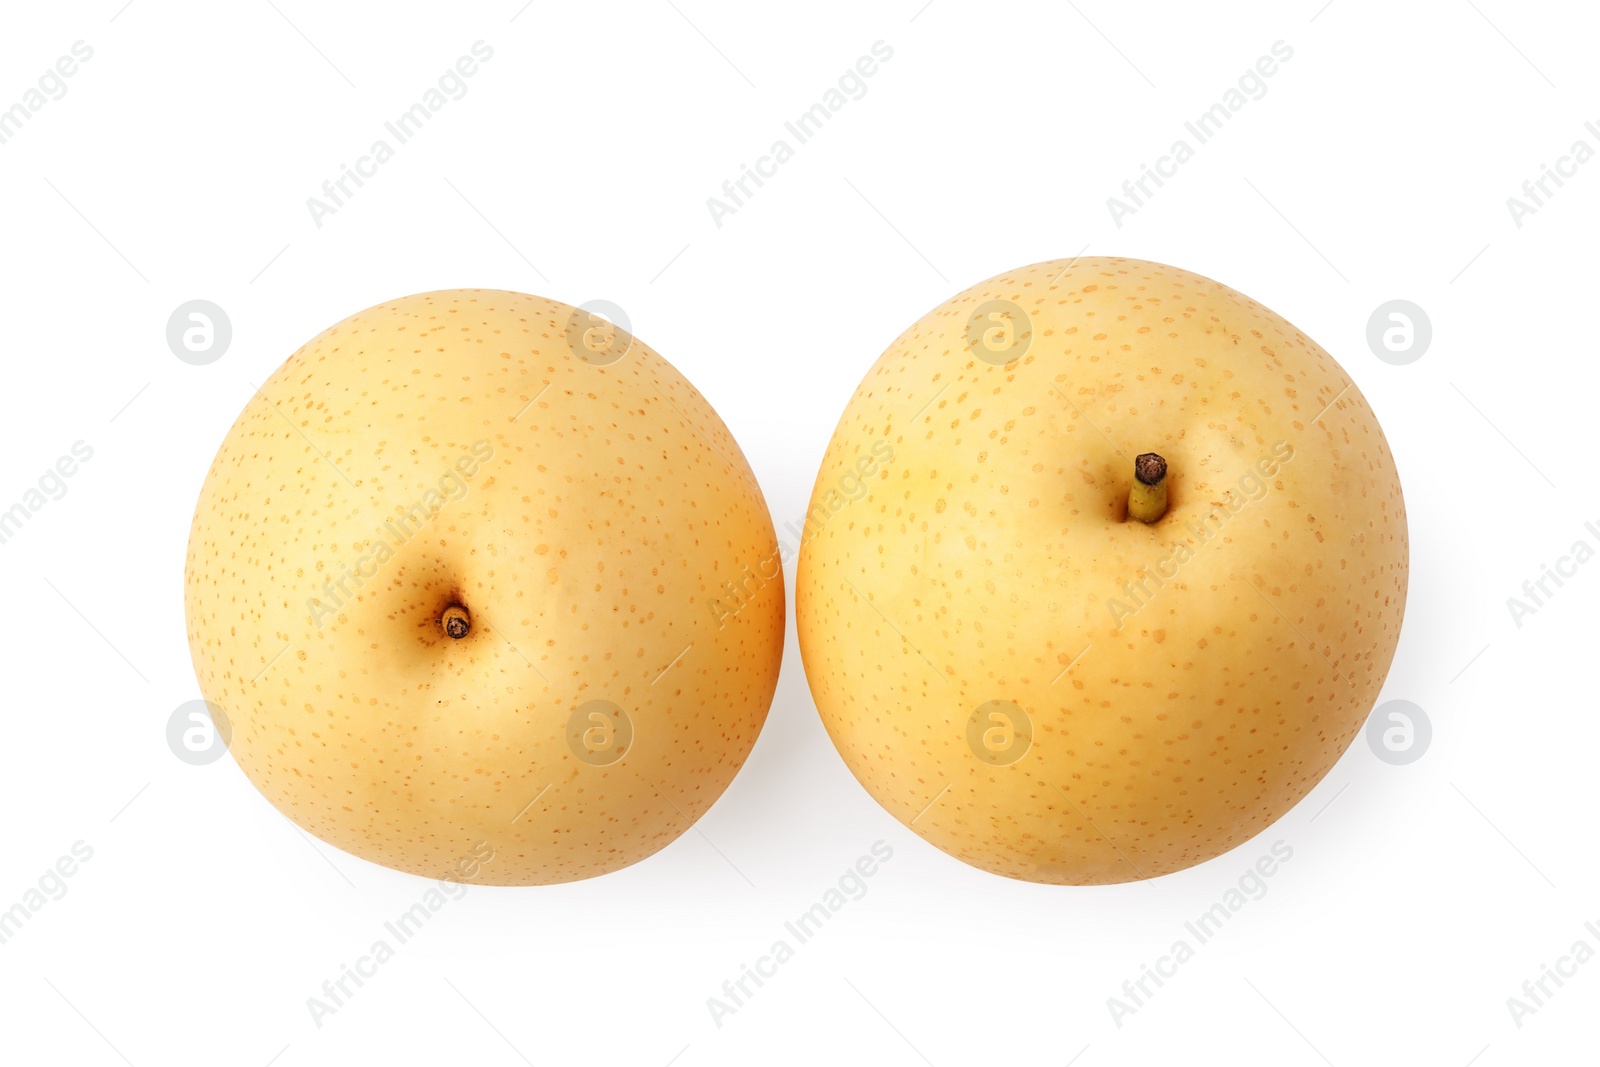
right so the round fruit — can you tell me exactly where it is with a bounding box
[796,257,1407,885]
[185,290,784,885]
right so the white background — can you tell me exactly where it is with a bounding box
[0,1,1594,1064]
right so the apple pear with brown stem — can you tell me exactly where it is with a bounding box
[797,257,1408,885]
[185,290,785,885]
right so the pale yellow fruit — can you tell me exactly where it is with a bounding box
[185,290,784,885]
[796,257,1407,885]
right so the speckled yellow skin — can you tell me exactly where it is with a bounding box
[185,291,784,885]
[797,258,1407,885]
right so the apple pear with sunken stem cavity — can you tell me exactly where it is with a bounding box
[184,290,785,886]
[796,256,1408,885]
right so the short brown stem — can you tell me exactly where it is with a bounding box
[441,604,471,639]
[1128,453,1168,523]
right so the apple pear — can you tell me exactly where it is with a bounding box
[796,257,1408,884]
[185,290,784,885]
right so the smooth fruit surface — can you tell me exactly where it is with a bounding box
[185,290,784,885]
[796,257,1407,884]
